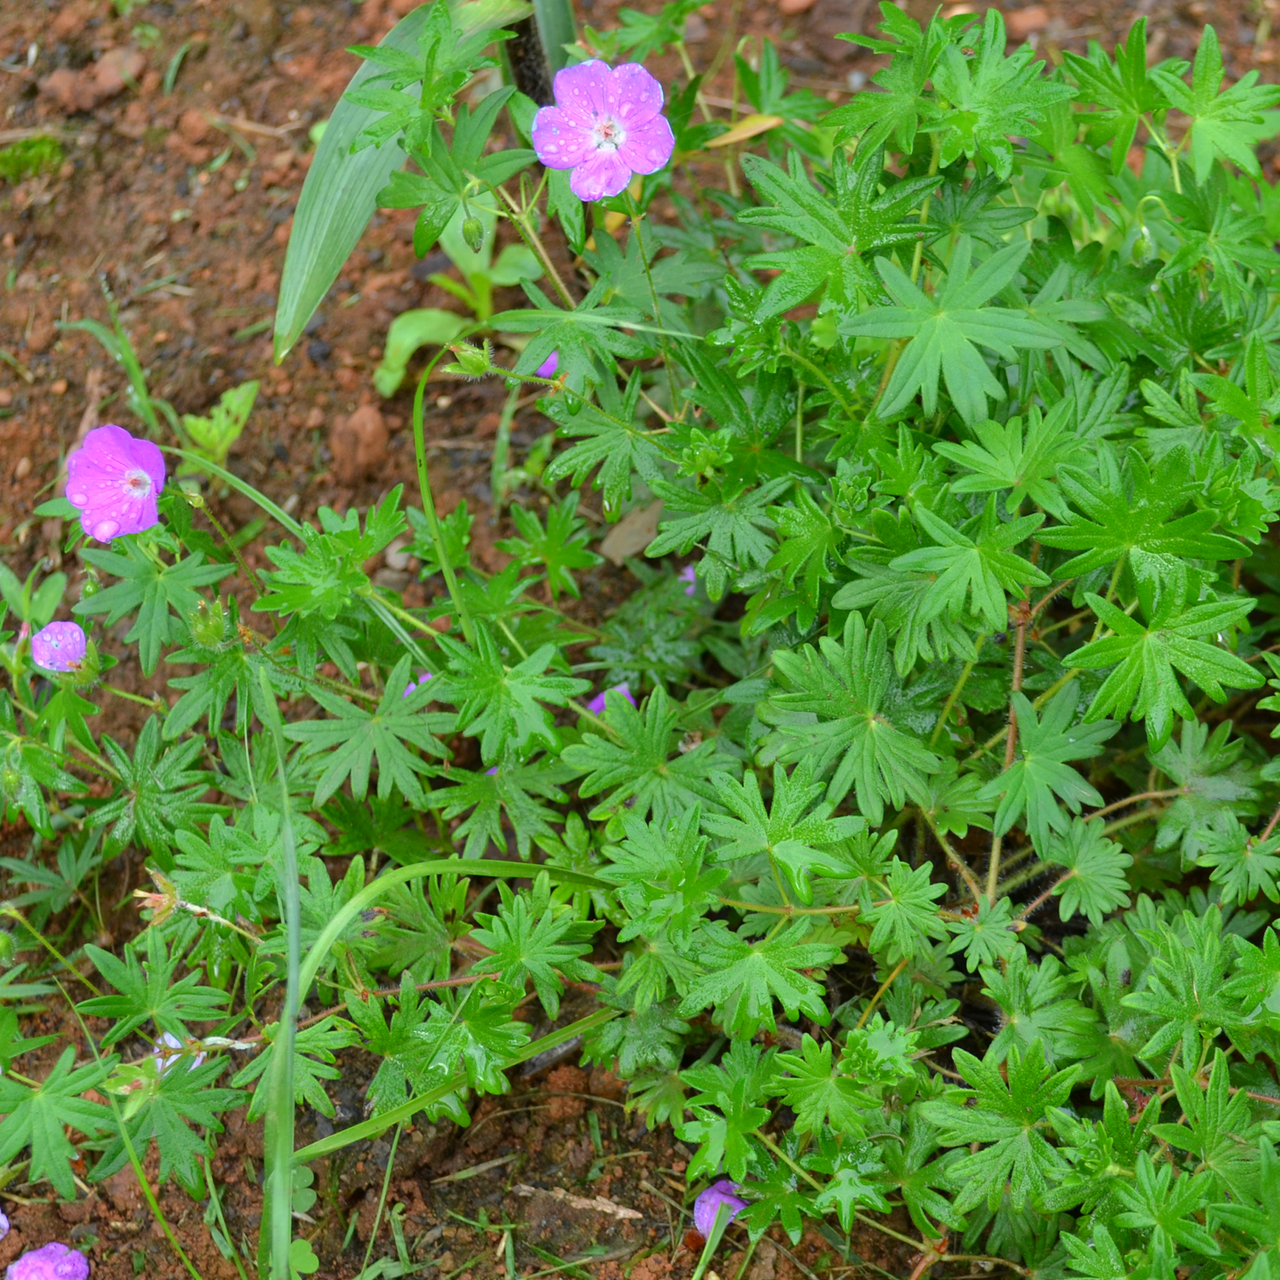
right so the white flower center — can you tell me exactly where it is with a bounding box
[591,114,626,154]
[122,468,153,500]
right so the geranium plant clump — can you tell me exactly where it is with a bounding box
[7,1,1280,1277]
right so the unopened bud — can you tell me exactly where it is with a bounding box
[447,341,491,378]
[1131,224,1155,267]
[191,598,226,648]
[461,216,485,253]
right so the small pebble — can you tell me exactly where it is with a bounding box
[15,456,32,481]
[50,379,68,395]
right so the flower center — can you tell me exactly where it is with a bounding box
[122,468,153,500]
[591,114,625,153]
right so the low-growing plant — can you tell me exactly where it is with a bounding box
[8,2,1280,1278]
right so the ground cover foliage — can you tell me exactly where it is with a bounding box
[6,1,1280,1276]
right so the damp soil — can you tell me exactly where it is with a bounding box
[0,0,1273,1272]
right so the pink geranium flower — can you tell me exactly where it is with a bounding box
[30,622,87,674]
[532,62,675,202]
[65,424,165,542]
[693,1179,747,1238]
[535,351,560,379]
[6,1242,90,1280]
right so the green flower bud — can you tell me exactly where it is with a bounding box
[461,215,485,253]
[1131,224,1155,267]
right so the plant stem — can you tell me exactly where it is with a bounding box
[412,362,476,646]
[496,183,575,309]
[781,345,856,419]
[359,1122,404,1277]
[1087,788,1185,821]
[625,192,682,415]
[929,633,986,746]
[856,957,909,1028]
[920,813,985,905]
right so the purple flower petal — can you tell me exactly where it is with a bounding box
[693,1179,747,1239]
[5,1242,91,1280]
[153,1031,205,1074]
[0,1209,9,1242]
[605,63,665,130]
[618,114,676,176]
[678,565,697,596]
[536,351,560,379]
[65,424,165,543]
[402,671,433,698]
[532,105,595,170]
[587,682,636,716]
[30,622,87,674]
[550,60,613,127]
[570,148,632,202]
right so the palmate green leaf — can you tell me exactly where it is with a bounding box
[680,920,840,1038]
[171,817,267,924]
[841,236,1060,424]
[918,1039,1079,1213]
[679,1039,775,1182]
[1026,97,1112,219]
[934,407,1087,519]
[95,1057,243,1196]
[1038,444,1245,585]
[737,146,940,322]
[497,281,655,406]
[1151,24,1280,183]
[1060,1223,1131,1280]
[892,498,1048,630]
[495,494,601,601]
[862,858,949,959]
[826,7,951,152]
[774,1034,878,1136]
[256,489,406,621]
[764,486,842,628]
[930,9,1076,178]
[1198,820,1280,906]
[647,476,785,602]
[946,894,1021,971]
[1114,1153,1221,1259]
[1150,719,1261,862]
[1151,1051,1260,1197]
[928,172,1035,247]
[80,929,228,1047]
[703,763,864,904]
[471,872,600,1019]
[562,685,738,827]
[1042,818,1133,924]
[977,684,1117,853]
[74,544,232,676]
[541,372,668,515]
[1124,907,1248,1069]
[1072,589,1261,748]
[1062,19,1172,174]
[0,1048,115,1199]
[981,951,1097,1067]
[285,655,451,806]
[600,808,727,955]
[435,626,588,765]
[809,1143,891,1230]
[430,757,574,859]
[760,613,943,823]
[233,1017,359,1121]
[90,716,221,856]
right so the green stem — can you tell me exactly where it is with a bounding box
[159,447,305,539]
[779,345,856,420]
[495,183,575,309]
[929,633,986,746]
[489,384,521,519]
[625,192,681,415]
[258,666,301,1280]
[412,361,476,646]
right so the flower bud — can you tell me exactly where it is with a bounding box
[461,215,485,253]
[191,598,226,648]
[448,341,492,378]
[1131,224,1155,267]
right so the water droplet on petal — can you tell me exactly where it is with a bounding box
[92,518,120,541]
